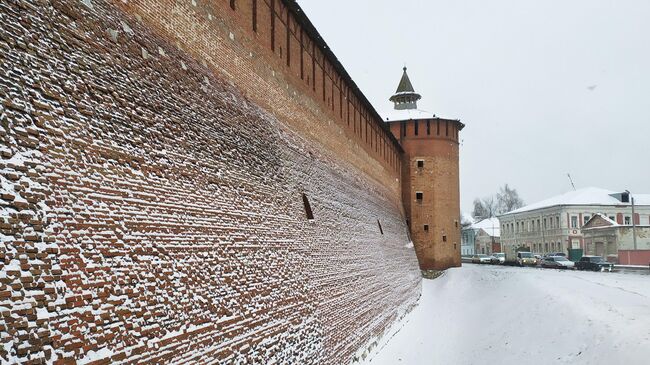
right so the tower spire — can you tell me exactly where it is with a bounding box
[389,67,421,110]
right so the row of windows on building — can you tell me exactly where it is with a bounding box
[531,242,564,253]
[502,216,561,234]
[503,213,638,235]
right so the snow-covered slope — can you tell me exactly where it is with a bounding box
[365,265,650,365]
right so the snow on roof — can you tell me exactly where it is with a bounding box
[593,213,619,226]
[382,108,435,122]
[471,217,500,237]
[502,187,650,215]
[581,213,620,231]
[461,212,475,225]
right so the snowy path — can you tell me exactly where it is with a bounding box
[367,265,650,365]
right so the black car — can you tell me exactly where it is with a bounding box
[575,256,614,272]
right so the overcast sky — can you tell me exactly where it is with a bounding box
[297,0,650,214]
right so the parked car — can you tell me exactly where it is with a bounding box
[541,256,575,269]
[517,251,537,266]
[491,253,506,264]
[575,256,614,272]
[547,252,567,257]
[471,254,492,264]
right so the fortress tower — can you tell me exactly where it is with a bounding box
[386,68,465,270]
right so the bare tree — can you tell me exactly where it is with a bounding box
[496,184,524,214]
[472,184,525,218]
[472,196,498,219]
[472,198,488,220]
[482,196,498,218]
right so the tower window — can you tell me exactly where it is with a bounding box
[443,235,447,242]
[414,121,419,135]
[417,160,424,168]
[424,224,429,231]
[427,120,430,135]
[416,192,423,201]
[302,193,314,220]
[230,0,236,10]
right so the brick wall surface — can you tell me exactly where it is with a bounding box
[0,0,421,364]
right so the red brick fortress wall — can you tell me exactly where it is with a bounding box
[0,0,421,364]
[117,0,403,188]
[389,119,462,270]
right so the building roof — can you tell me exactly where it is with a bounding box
[388,67,422,107]
[501,187,650,216]
[581,213,620,231]
[461,212,476,225]
[471,217,500,237]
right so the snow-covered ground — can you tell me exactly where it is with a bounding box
[365,265,650,365]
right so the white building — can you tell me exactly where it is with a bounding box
[460,213,476,256]
[498,187,650,259]
[582,214,650,264]
[462,217,500,255]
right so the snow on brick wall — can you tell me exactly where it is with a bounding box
[0,1,421,364]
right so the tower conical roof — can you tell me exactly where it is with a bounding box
[389,67,421,110]
[395,67,415,93]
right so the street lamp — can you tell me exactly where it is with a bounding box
[625,190,638,250]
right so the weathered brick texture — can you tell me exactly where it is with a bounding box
[0,0,420,364]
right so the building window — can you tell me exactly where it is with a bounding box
[414,121,419,135]
[230,0,236,10]
[571,216,578,228]
[624,216,631,225]
[417,160,424,168]
[427,120,430,135]
[416,192,423,201]
[583,215,591,225]
[556,216,560,228]
[442,235,447,242]
[424,224,429,231]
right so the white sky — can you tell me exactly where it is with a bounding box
[297,0,650,213]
